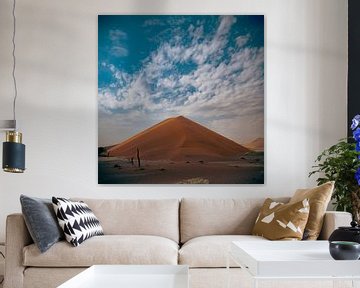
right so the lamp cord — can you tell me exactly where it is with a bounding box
[12,0,17,130]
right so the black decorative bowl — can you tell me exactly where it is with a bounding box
[329,241,360,260]
[329,221,360,244]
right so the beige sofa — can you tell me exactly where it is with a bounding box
[4,198,352,288]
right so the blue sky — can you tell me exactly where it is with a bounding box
[98,15,264,146]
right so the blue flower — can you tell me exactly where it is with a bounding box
[357,142,360,152]
[354,128,360,142]
[352,115,360,130]
[356,168,360,186]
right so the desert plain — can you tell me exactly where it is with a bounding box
[98,116,264,184]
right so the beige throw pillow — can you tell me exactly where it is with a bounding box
[252,198,310,240]
[289,181,334,240]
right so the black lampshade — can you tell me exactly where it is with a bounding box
[2,131,25,173]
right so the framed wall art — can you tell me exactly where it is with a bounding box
[98,15,264,184]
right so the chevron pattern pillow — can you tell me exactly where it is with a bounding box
[52,197,104,247]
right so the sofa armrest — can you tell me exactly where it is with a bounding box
[4,213,32,288]
[318,211,352,240]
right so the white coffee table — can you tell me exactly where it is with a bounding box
[228,241,360,288]
[58,265,189,288]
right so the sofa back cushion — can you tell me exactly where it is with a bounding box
[180,198,289,243]
[72,198,179,243]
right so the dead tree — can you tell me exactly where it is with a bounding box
[136,148,141,168]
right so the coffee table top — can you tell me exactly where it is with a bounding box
[231,240,360,278]
[58,265,189,288]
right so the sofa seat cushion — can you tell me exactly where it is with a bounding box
[23,235,179,267]
[72,199,180,243]
[179,235,267,268]
[180,198,289,243]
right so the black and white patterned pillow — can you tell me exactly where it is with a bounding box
[52,197,104,247]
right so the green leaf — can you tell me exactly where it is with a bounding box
[309,138,360,216]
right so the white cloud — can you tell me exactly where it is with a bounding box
[111,46,129,57]
[98,89,120,114]
[109,29,128,57]
[217,16,237,36]
[111,46,128,57]
[142,18,163,27]
[236,34,250,47]
[188,24,204,41]
[143,17,187,28]
[109,29,127,41]
[100,45,263,116]
[158,76,177,89]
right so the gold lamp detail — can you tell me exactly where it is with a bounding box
[1,0,26,173]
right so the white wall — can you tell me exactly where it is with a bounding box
[0,0,347,242]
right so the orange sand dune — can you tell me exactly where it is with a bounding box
[107,116,250,161]
[244,137,264,151]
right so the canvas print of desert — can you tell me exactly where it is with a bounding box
[98,15,264,184]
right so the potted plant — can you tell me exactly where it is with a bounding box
[309,115,360,222]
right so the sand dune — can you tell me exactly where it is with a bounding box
[107,116,250,161]
[244,137,264,151]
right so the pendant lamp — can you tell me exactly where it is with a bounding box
[1,0,26,173]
